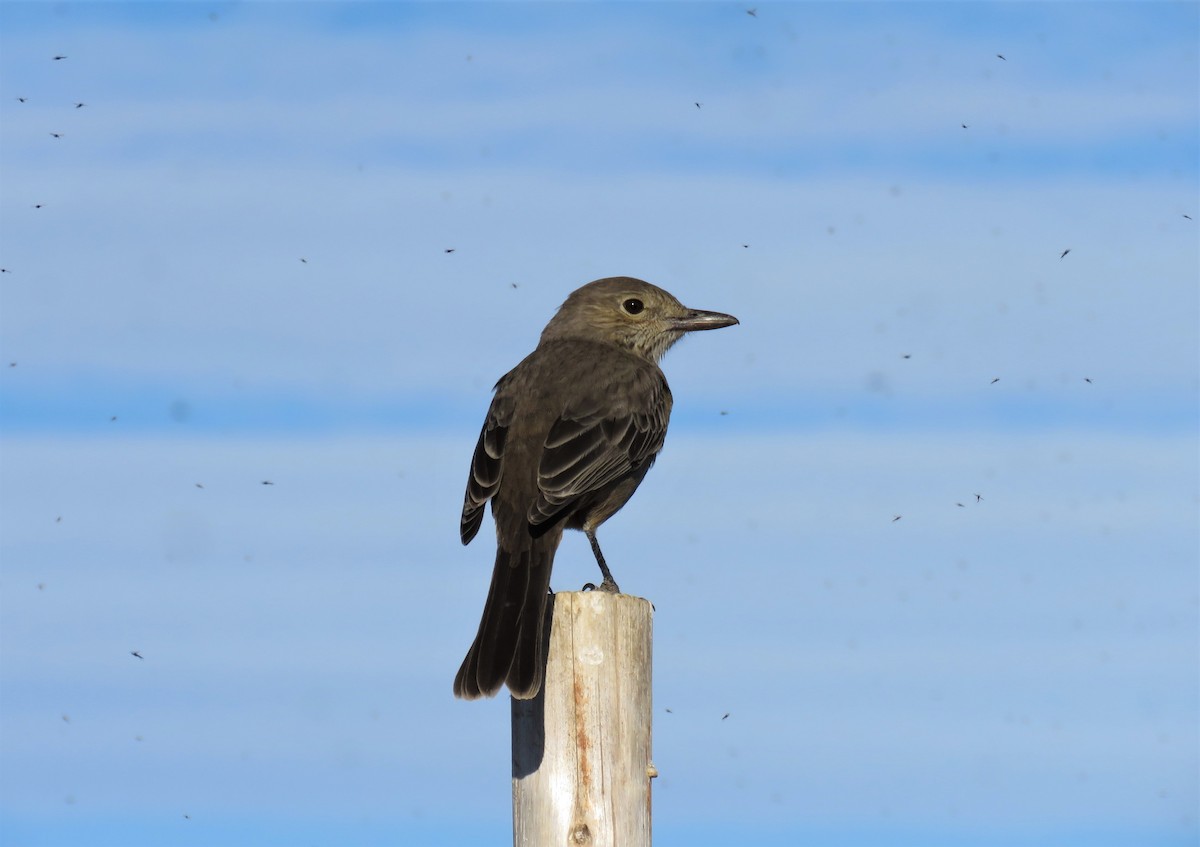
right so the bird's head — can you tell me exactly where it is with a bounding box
[540,277,738,362]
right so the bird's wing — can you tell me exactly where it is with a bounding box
[529,367,669,526]
[460,380,515,545]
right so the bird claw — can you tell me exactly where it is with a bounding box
[598,577,620,594]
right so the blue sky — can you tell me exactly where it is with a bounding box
[1,3,1197,846]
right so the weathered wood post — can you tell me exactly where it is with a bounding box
[511,591,655,846]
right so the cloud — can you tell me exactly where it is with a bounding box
[1,431,1194,832]
[2,5,1195,171]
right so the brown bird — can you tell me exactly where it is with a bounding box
[454,277,738,700]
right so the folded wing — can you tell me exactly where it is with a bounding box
[530,370,669,526]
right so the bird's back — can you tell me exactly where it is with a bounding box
[492,338,671,528]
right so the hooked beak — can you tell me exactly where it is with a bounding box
[671,308,740,332]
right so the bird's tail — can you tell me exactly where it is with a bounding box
[453,536,555,700]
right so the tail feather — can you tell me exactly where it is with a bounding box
[453,538,555,700]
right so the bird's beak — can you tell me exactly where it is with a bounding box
[671,308,739,332]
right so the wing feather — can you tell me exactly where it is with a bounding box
[460,384,515,545]
[529,367,670,526]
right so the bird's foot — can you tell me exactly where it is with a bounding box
[585,531,621,594]
[581,579,620,593]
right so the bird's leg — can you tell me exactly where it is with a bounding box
[585,529,620,593]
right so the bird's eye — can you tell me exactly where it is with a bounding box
[622,298,645,315]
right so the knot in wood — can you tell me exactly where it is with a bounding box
[569,823,592,844]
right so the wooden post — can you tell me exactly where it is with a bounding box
[511,591,655,847]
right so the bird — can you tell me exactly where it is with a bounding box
[16,97,26,103]
[1060,248,1070,260]
[454,277,738,700]
[49,132,62,138]
[53,55,67,60]
[74,102,85,109]
[990,377,1000,384]
[130,651,143,660]
[996,53,1006,60]
[746,8,757,16]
